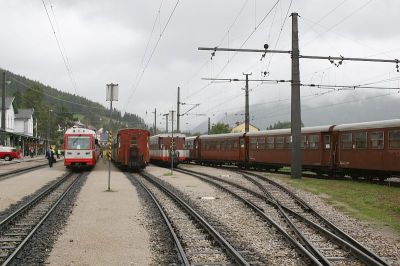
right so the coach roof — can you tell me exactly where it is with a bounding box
[246,125,334,137]
[333,119,400,131]
[199,132,244,139]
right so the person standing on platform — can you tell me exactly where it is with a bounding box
[45,148,55,167]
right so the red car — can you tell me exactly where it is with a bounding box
[0,146,21,161]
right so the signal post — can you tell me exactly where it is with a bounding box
[106,83,118,191]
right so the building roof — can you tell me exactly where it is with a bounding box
[0,97,15,110]
[15,108,34,119]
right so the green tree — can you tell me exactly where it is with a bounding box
[267,120,304,129]
[210,123,230,134]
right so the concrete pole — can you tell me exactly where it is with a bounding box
[244,73,251,133]
[291,13,302,179]
[208,117,210,135]
[177,87,180,132]
[2,72,6,146]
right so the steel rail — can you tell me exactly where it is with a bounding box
[1,172,85,265]
[241,170,389,266]
[140,171,250,266]
[130,173,189,266]
[175,168,322,265]
[239,171,386,266]
[0,172,72,228]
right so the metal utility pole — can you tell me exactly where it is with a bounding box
[1,72,6,146]
[208,117,211,134]
[290,13,301,179]
[177,86,180,132]
[164,113,169,133]
[170,110,175,175]
[153,108,157,135]
[106,83,119,191]
[243,73,251,133]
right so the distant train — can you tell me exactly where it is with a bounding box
[64,126,99,170]
[112,128,150,171]
[185,119,400,180]
[149,133,188,166]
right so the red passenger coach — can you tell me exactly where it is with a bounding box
[333,119,400,179]
[247,126,335,173]
[64,127,98,169]
[149,133,188,166]
[112,128,150,171]
[197,133,246,166]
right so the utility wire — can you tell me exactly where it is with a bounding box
[123,0,180,113]
[185,0,281,101]
[41,0,78,94]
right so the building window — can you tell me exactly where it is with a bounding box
[389,130,400,149]
[341,133,352,149]
[355,132,367,149]
[266,136,274,149]
[369,131,384,149]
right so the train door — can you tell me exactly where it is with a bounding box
[321,133,332,166]
[239,136,247,163]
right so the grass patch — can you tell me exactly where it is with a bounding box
[276,175,400,234]
[163,172,173,176]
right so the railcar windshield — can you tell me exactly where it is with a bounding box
[67,136,91,149]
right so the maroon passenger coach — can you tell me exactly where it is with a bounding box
[149,133,188,166]
[184,119,400,179]
[112,128,150,171]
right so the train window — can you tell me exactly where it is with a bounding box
[267,136,274,149]
[389,130,400,149]
[233,141,239,149]
[258,137,266,150]
[308,135,319,149]
[284,136,292,149]
[341,133,352,149]
[275,136,285,149]
[355,132,367,149]
[216,142,220,150]
[323,135,330,149]
[369,131,384,149]
[67,136,91,150]
[301,135,306,149]
[250,138,257,150]
[227,141,232,150]
[131,137,137,147]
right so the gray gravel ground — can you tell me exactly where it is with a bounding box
[146,165,308,265]
[126,173,179,265]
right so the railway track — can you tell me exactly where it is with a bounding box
[0,172,86,265]
[177,166,389,266]
[128,171,253,265]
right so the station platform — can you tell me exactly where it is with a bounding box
[46,161,151,265]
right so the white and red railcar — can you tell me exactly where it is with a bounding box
[64,127,99,169]
[149,133,188,166]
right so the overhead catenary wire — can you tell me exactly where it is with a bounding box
[41,0,78,95]
[123,0,180,114]
[185,0,281,101]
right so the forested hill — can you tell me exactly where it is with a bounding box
[1,68,147,137]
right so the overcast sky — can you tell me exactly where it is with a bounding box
[1,0,400,131]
